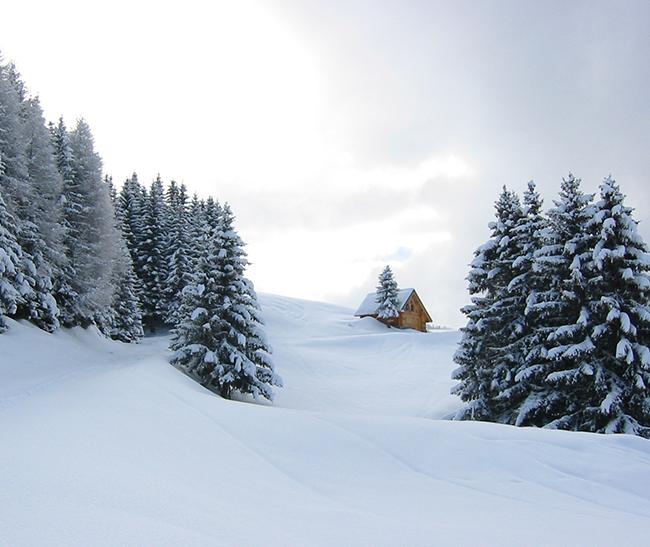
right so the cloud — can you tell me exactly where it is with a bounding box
[4,0,650,328]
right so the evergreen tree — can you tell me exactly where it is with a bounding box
[563,178,650,435]
[375,265,400,320]
[452,187,528,421]
[203,196,222,232]
[0,60,36,329]
[186,193,208,269]
[170,204,281,401]
[0,191,28,332]
[163,180,193,325]
[14,93,64,331]
[116,173,146,275]
[510,174,598,427]
[108,244,144,343]
[49,117,79,324]
[139,175,169,330]
[59,118,121,328]
[492,182,550,424]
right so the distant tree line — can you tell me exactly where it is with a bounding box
[452,175,650,437]
[0,57,280,400]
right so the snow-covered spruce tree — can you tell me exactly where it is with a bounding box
[138,175,169,331]
[116,173,145,257]
[567,177,650,436]
[13,92,65,331]
[375,265,400,322]
[49,117,79,324]
[163,180,193,325]
[203,196,222,232]
[452,186,530,421]
[0,63,28,332]
[0,190,28,332]
[186,193,208,268]
[59,118,122,329]
[108,244,144,343]
[512,174,599,428]
[170,204,282,401]
[490,181,553,424]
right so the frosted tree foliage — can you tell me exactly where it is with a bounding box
[138,176,169,330]
[108,247,144,343]
[0,59,61,331]
[0,56,282,396]
[452,187,529,421]
[375,265,400,320]
[453,176,650,438]
[163,180,193,325]
[171,204,282,401]
[0,57,151,343]
[0,193,28,332]
[59,119,122,330]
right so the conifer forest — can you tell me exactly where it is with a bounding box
[0,58,280,401]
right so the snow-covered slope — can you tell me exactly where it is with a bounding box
[1,294,650,547]
[263,293,460,418]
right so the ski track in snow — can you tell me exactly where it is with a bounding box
[2,295,650,546]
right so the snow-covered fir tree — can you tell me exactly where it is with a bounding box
[138,175,169,331]
[452,186,528,421]
[108,244,144,343]
[59,118,122,330]
[563,177,650,435]
[0,191,28,332]
[115,173,146,281]
[14,92,65,331]
[510,174,599,428]
[170,204,282,401]
[49,117,80,324]
[163,180,193,325]
[375,265,400,321]
[186,193,208,266]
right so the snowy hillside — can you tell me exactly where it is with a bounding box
[1,294,650,546]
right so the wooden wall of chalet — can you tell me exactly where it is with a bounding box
[396,292,430,332]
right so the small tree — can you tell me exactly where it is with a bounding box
[375,265,400,321]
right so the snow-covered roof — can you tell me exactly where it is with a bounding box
[354,288,415,317]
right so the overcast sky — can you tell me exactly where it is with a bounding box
[3,0,650,327]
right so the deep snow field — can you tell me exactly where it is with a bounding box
[1,294,650,546]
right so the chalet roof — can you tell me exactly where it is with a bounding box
[354,288,416,317]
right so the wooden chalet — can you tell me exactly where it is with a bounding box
[354,288,432,332]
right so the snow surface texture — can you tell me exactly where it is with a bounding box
[1,294,650,546]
